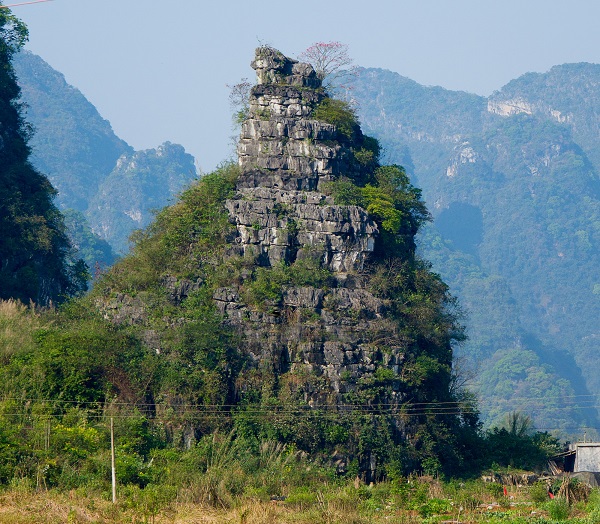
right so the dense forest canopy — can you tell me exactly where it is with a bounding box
[351,65,600,434]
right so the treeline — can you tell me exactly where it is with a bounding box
[0,9,87,305]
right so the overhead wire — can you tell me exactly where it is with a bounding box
[1,402,598,436]
[0,0,53,8]
[2,393,600,410]
[5,391,600,407]
[0,398,598,417]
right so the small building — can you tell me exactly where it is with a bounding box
[559,443,600,473]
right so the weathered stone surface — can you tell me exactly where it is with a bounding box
[225,187,376,271]
[163,276,204,305]
[251,47,321,88]
[213,47,400,403]
[102,293,147,325]
[236,49,359,193]
[283,287,324,308]
[231,47,377,272]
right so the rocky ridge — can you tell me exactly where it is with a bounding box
[217,47,393,398]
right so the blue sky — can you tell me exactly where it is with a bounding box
[15,0,600,170]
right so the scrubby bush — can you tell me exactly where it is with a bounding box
[312,98,358,139]
[546,497,571,520]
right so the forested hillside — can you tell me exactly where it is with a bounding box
[352,65,600,432]
[14,51,132,212]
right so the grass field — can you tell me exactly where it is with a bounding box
[0,475,597,524]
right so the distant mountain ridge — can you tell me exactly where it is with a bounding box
[88,141,196,253]
[352,63,600,433]
[13,50,197,259]
[14,51,132,212]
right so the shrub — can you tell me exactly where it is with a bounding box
[530,481,551,504]
[285,486,318,508]
[312,98,358,139]
[546,497,570,521]
[418,497,452,518]
[321,179,364,206]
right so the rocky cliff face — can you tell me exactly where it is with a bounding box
[231,48,377,273]
[215,48,398,400]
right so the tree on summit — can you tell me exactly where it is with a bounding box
[299,41,357,88]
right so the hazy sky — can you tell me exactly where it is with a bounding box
[14,0,600,170]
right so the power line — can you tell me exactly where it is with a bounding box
[1,392,600,426]
[0,396,478,414]
[3,394,600,412]
[0,0,53,8]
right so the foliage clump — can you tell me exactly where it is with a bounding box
[323,164,429,257]
[98,161,239,293]
[312,98,359,140]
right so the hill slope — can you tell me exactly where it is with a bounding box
[0,15,86,304]
[352,65,600,432]
[14,51,132,212]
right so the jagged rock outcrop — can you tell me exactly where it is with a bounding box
[232,48,377,274]
[217,48,401,401]
[224,188,376,271]
[237,49,357,192]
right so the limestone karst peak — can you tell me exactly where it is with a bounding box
[237,47,362,193]
[251,46,321,88]
[87,44,471,481]
[230,47,377,272]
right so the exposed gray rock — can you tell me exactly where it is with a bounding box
[231,47,378,273]
[237,50,359,192]
[212,47,405,404]
[225,188,376,271]
[163,276,204,305]
[251,46,320,88]
[102,292,147,325]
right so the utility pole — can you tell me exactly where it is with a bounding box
[111,416,116,503]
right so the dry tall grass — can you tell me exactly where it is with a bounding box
[0,479,593,524]
[0,493,372,524]
[0,299,46,362]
